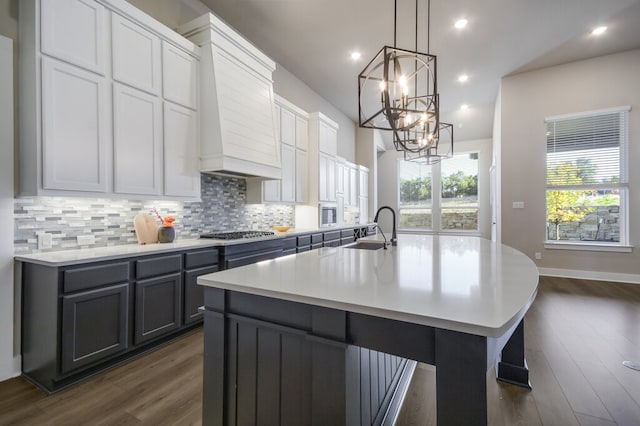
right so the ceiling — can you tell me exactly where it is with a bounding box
[200,0,640,145]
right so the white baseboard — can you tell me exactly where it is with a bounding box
[538,267,640,285]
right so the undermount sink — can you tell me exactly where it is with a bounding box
[344,241,386,250]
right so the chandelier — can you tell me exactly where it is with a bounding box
[358,0,453,163]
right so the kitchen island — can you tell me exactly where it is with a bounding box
[198,234,539,426]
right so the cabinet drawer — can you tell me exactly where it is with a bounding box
[63,262,129,293]
[297,235,311,246]
[226,249,282,269]
[311,243,323,250]
[282,237,297,250]
[185,249,219,269]
[341,237,354,245]
[341,228,355,238]
[323,230,341,241]
[282,248,297,256]
[136,254,182,279]
[297,246,310,253]
[311,233,323,244]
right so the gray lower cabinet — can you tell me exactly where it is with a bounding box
[184,265,218,325]
[21,246,220,393]
[61,283,129,374]
[134,272,182,345]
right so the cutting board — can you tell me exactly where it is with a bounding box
[133,213,158,244]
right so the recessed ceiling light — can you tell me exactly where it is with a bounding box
[458,74,469,83]
[350,51,362,60]
[460,104,469,110]
[454,18,468,29]
[591,26,607,36]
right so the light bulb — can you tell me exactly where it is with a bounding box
[457,74,469,83]
[420,113,428,122]
[419,138,427,148]
[379,80,386,91]
[591,26,607,36]
[455,18,468,29]
[399,75,407,86]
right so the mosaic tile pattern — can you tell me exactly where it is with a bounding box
[14,174,295,254]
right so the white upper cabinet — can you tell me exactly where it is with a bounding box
[246,95,309,204]
[162,41,198,110]
[40,0,106,74]
[164,102,200,197]
[358,165,369,198]
[20,0,201,199]
[295,149,308,203]
[113,83,162,195]
[296,116,308,151]
[111,13,161,95]
[319,121,337,156]
[280,143,296,203]
[280,108,295,147]
[41,57,108,192]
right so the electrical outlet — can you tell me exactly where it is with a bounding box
[512,201,525,209]
[77,235,95,245]
[534,252,542,260]
[37,233,53,250]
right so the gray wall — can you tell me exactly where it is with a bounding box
[500,49,640,275]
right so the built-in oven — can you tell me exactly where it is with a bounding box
[319,203,337,228]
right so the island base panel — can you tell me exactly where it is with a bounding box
[496,320,531,389]
[202,290,411,425]
[435,329,488,426]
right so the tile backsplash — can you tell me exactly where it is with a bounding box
[14,174,295,254]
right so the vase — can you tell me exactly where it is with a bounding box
[158,226,175,243]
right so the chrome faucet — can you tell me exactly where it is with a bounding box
[373,206,397,246]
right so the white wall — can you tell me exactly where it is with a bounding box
[1,34,18,381]
[376,138,493,239]
[500,49,640,277]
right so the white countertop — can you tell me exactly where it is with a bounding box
[198,234,539,337]
[14,224,373,266]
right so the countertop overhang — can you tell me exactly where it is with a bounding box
[198,234,540,337]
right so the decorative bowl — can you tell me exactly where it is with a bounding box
[274,226,291,232]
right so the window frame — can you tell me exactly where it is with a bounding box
[543,106,631,251]
[397,150,481,236]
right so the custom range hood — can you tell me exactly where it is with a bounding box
[178,14,281,179]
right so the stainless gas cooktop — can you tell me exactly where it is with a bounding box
[199,231,275,240]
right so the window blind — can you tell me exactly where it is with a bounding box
[546,109,628,187]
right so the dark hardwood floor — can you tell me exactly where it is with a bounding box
[1,276,639,425]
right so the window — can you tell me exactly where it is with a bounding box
[398,152,479,232]
[545,107,629,246]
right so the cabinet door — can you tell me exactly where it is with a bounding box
[40,0,106,74]
[184,265,218,325]
[295,116,308,151]
[319,121,337,155]
[41,57,108,192]
[349,167,358,206]
[113,84,162,195]
[359,169,368,198]
[112,13,161,95]
[336,161,345,195]
[295,149,308,203]
[280,107,295,147]
[327,156,336,202]
[319,154,336,202]
[61,283,128,374]
[134,273,182,345]
[263,180,281,202]
[319,154,328,202]
[359,196,369,225]
[164,102,200,197]
[162,41,198,110]
[281,143,295,203]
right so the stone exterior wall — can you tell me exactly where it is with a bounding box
[547,205,619,242]
[399,209,478,231]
